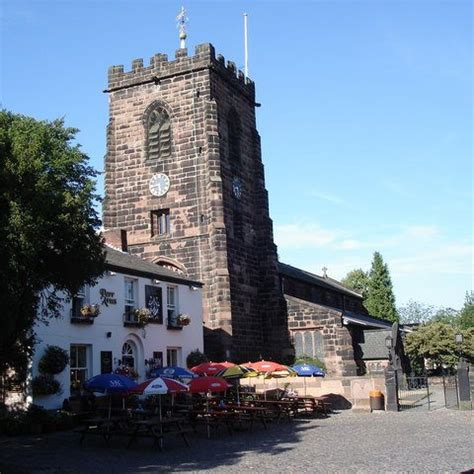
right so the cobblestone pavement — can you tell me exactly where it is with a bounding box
[0,409,472,473]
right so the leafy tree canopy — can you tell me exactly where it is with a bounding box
[341,269,369,297]
[0,111,105,390]
[458,291,474,330]
[405,322,473,368]
[365,251,398,322]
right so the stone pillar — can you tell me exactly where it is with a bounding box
[384,365,399,411]
[457,359,471,410]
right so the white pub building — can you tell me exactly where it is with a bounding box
[31,245,204,409]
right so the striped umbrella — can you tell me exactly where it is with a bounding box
[130,377,189,422]
[216,365,260,405]
[191,361,235,376]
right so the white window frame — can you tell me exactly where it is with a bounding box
[71,286,88,319]
[167,286,178,326]
[124,278,138,322]
[70,344,90,395]
[166,347,181,367]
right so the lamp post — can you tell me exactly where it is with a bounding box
[384,334,399,411]
[455,332,470,408]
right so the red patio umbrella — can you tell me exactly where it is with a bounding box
[188,376,231,439]
[188,376,232,393]
[247,360,287,373]
[190,361,235,376]
[247,360,289,399]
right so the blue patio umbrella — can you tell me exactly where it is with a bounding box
[84,373,138,393]
[150,366,197,380]
[292,364,326,377]
[292,364,325,396]
[84,374,138,418]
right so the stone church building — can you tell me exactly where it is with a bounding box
[103,42,391,375]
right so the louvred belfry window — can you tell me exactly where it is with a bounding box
[147,107,171,160]
[227,109,241,164]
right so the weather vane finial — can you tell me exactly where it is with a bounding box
[176,6,188,49]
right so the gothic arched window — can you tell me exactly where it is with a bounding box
[146,106,172,161]
[227,109,241,164]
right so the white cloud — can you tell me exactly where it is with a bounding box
[308,191,347,206]
[274,223,337,248]
[337,239,364,250]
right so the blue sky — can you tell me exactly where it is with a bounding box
[2,0,472,309]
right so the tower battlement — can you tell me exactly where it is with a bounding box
[106,43,255,100]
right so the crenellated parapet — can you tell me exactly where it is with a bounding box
[106,43,255,102]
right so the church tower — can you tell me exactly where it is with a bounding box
[103,42,292,361]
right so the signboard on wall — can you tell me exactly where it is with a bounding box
[145,285,163,323]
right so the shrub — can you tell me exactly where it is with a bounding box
[32,374,61,396]
[186,349,208,368]
[294,354,326,371]
[38,345,69,375]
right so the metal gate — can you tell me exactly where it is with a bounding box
[398,375,431,411]
[442,375,459,409]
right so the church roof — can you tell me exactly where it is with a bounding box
[357,329,391,360]
[342,311,393,329]
[105,246,203,287]
[278,262,363,299]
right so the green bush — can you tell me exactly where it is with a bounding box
[38,345,69,375]
[32,374,61,396]
[294,354,326,371]
[186,349,208,368]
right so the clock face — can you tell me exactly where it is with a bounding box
[232,177,242,199]
[149,173,170,197]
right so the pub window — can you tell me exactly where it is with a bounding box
[227,109,241,164]
[124,278,137,322]
[71,287,86,319]
[166,347,181,366]
[167,286,178,325]
[70,344,89,396]
[146,106,171,160]
[151,209,170,236]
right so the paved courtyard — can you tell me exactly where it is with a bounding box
[0,409,472,473]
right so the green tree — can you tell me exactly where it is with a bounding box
[405,322,473,368]
[398,300,435,324]
[458,291,474,330]
[0,111,105,398]
[341,269,369,297]
[365,251,398,322]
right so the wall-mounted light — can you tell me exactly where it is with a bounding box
[189,285,198,291]
[152,279,161,285]
[107,270,117,276]
[106,331,112,338]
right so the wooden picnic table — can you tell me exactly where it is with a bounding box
[224,404,271,430]
[127,416,192,450]
[247,399,298,421]
[190,409,236,438]
[75,415,129,445]
[288,396,329,416]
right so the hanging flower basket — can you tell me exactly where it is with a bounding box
[114,366,139,380]
[133,308,151,326]
[80,304,100,318]
[177,313,191,326]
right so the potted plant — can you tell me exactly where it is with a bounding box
[38,345,69,375]
[80,304,100,318]
[177,313,191,326]
[32,374,61,396]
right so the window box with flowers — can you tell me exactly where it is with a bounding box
[168,313,191,330]
[71,304,100,324]
[123,307,151,328]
